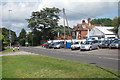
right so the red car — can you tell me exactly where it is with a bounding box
[42,43,47,47]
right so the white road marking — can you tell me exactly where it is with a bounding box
[102,57,119,60]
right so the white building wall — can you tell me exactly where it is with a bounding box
[105,35,117,39]
[87,26,117,40]
[88,27,104,37]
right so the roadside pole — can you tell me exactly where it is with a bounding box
[63,8,72,48]
[63,8,66,48]
[8,10,12,49]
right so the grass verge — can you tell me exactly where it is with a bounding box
[2,55,120,78]
[2,48,20,54]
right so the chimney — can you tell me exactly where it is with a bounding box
[88,18,91,26]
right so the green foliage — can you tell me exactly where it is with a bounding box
[2,48,19,54]
[91,18,112,26]
[51,25,73,37]
[26,7,61,41]
[83,37,86,39]
[3,41,9,47]
[18,28,26,39]
[18,28,27,46]
[1,28,17,45]
[19,38,26,46]
[0,33,4,51]
[112,17,119,34]
[0,33,4,40]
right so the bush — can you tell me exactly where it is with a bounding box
[19,38,26,46]
[3,41,9,47]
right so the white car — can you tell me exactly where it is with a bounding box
[71,41,84,50]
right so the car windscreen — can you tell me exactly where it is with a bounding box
[103,40,109,44]
[54,42,61,45]
[73,42,79,45]
[113,40,118,43]
[83,41,92,45]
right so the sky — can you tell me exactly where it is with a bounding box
[1,0,119,37]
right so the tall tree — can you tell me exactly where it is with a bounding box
[26,7,61,40]
[19,28,26,46]
[1,28,17,45]
[112,17,120,34]
[91,18,112,26]
[19,28,26,39]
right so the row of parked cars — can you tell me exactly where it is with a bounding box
[42,39,120,51]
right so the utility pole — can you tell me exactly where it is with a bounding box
[63,9,72,44]
[63,8,66,48]
[8,10,12,49]
[63,8,72,47]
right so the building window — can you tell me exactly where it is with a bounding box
[82,25,86,28]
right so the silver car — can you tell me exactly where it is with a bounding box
[53,42,64,49]
[109,40,120,49]
[80,40,99,51]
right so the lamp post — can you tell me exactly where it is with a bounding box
[8,10,12,49]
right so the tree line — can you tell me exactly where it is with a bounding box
[91,17,120,33]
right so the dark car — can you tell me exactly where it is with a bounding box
[45,43,51,48]
[48,43,55,48]
[98,40,104,47]
[100,40,114,48]
[53,42,64,49]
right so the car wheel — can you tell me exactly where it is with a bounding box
[89,47,92,51]
[80,48,82,51]
[97,46,99,49]
[109,46,111,49]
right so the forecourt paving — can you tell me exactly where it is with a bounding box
[20,47,119,71]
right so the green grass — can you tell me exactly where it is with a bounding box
[2,48,20,54]
[2,55,120,78]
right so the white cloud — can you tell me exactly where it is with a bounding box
[1,0,118,37]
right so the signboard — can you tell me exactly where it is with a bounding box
[51,40,53,43]
[25,42,28,45]
[9,35,11,39]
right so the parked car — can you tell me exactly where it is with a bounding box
[71,41,83,50]
[45,43,51,48]
[80,40,99,51]
[98,40,104,47]
[42,43,48,48]
[100,40,114,48]
[109,40,120,49]
[53,42,64,49]
[48,43,55,48]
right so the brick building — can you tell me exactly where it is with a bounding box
[72,18,103,39]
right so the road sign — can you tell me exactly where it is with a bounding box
[9,35,11,39]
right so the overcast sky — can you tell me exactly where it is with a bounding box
[1,0,119,37]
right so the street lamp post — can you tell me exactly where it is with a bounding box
[8,10,12,49]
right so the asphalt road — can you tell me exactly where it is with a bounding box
[20,47,119,71]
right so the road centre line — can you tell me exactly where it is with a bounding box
[102,57,119,60]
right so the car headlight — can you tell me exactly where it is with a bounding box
[116,44,118,47]
[56,45,60,47]
[85,46,89,49]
